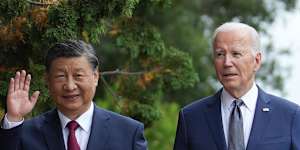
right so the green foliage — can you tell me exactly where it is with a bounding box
[0,108,4,119]
[127,101,161,127]
[122,0,140,17]
[145,102,179,150]
[116,22,166,60]
[45,3,79,43]
[86,21,107,44]
[110,19,199,125]
[0,72,14,99]
[162,47,199,90]
[115,75,163,126]
[0,0,28,24]
[96,83,162,127]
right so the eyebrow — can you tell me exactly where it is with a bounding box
[214,48,225,52]
[53,67,86,72]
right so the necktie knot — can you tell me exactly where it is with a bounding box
[67,120,79,131]
[231,100,244,120]
[233,100,244,107]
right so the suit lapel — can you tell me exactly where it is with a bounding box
[42,109,66,150]
[86,106,110,150]
[246,88,272,150]
[204,90,227,150]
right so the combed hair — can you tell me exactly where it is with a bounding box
[45,39,99,72]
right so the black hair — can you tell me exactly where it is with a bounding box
[45,40,99,72]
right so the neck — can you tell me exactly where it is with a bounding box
[226,83,254,99]
[58,103,92,120]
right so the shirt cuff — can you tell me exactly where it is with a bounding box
[2,113,24,129]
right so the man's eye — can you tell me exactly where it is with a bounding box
[75,74,84,78]
[55,75,65,78]
[232,52,242,57]
[215,52,225,57]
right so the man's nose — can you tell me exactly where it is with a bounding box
[64,78,77,91]
[224,55,234,67]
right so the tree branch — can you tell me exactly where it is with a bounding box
[101,69,146,76]
[100,76,121,108]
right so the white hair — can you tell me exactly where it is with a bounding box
[212,22,261,54]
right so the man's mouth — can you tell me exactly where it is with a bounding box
[223,73,238,77]
[62,94,80,100]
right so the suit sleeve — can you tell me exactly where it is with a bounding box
[173,110,188,150]
[292,106,300,150]
[0,123,22,150]
[133,123,148,150]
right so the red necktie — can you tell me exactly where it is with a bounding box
[67,120,80,150]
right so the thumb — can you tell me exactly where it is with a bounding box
[30,91,40,105]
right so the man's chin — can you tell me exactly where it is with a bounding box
[222,83,240,92]
[58,102,82,111]
[221,80,239,88]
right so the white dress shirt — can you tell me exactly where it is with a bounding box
[221,83,258,148]
[2,102,94,150]
[58,102,94,150]
[2,114,24,129]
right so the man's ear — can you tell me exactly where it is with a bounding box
[93,68,100,86]
[254,52,262,72]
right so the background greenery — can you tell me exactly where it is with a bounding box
[0,0,297,149]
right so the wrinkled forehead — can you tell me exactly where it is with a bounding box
[213,30,253,49]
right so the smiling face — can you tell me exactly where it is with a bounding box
[46,56,99,119]
[213,29,261,98]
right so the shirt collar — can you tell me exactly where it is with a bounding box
[221,83,258,112]
[57,102,94,133]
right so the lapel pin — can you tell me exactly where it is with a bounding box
[262,108,270,112]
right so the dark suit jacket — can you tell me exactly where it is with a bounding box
[0,105,147,150]
[174,87,300,150]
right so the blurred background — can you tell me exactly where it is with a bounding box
[1,0,299,149]
[266,1,300,104]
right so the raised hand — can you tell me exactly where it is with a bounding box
[6,70,40,122]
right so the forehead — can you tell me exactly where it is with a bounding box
[213,30,252,50]
[49,56,92,72]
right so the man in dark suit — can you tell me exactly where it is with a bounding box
[0,40,147,150]
[173,22,300,150]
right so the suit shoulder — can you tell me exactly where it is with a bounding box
[95,107,143,127]
[181,95,216,113]
[266,93,300,111]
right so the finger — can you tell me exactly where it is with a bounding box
[30,91,40,105]
[19,70,26,90]
[8,78,15,95]
[24,74,31,92]
[14,71,20,90]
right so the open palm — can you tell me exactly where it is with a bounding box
[6,70,40,122]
